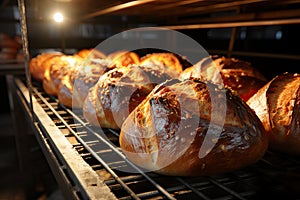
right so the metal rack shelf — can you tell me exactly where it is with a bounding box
[12,77,300,200]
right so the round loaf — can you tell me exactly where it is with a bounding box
[29,52,63,81]
[180,56,267,101]
[120,78,268,176]
[83,65,171,129]
[140,53,187,78]
[76,48,106,59]
[247,73,300,155]
[107,51,140,67]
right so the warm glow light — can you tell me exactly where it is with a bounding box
[53,12,64,23]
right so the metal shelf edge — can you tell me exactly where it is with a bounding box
[14,78,117,200]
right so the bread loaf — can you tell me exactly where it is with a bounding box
[43,55,82,96]
[83,65,171,129]
[180,56,267,101]
[247,73,300,155]
[76,48,106,59]
[57,50,140,108]
[58,59,112,108]
[29,52,63,81]
[0,33,22,61]
[107,51,140,67]
[120,78,268,176]
[140,53,187,78]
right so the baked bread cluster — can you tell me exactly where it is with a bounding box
[83,64,171,129]
[42,55,83,96]
[120,78,268,176]
[31,49,300,176]
[58,58,112,108]
[30,50,188,108]
[0,33,23,62]
[30,52,63,81]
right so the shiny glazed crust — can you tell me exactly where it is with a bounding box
[29,52,63,81]
[76,48,106,59]
[82,65,171,129]
[120,78,268,176]
[58,59,112,108]
[42,55,82,96]
[107,51,140,67]
[180,56,267,101]
[140,53,184,78]
[247,73,300,155]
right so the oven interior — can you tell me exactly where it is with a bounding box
[3,0,300,199]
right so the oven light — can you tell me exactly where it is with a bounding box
[53,12,64,23]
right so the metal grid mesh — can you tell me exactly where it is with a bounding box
[25,80,300,200]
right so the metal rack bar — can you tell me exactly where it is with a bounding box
[210,50,300,61]
[176,178,211,200]
[208,177,247,200]
[169,0,266,16]
[82,0,157,20]
[17,0,33,115]
[161,18,300,29]
[228,27,237,58]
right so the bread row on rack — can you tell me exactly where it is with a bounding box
[29,49,299,176]
[0,33,24,62]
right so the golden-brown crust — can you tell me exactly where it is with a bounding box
[82,87,101,126]
[140,53,184,78]
[107,51,140,67]
[247,73,300,155]
[180,56,267,101]
[43,55,82,96]
[76,48,106,59]
[58,59,112,108]
[82,65,171,129]
[120,78,268,176]
[29,52,63,81]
